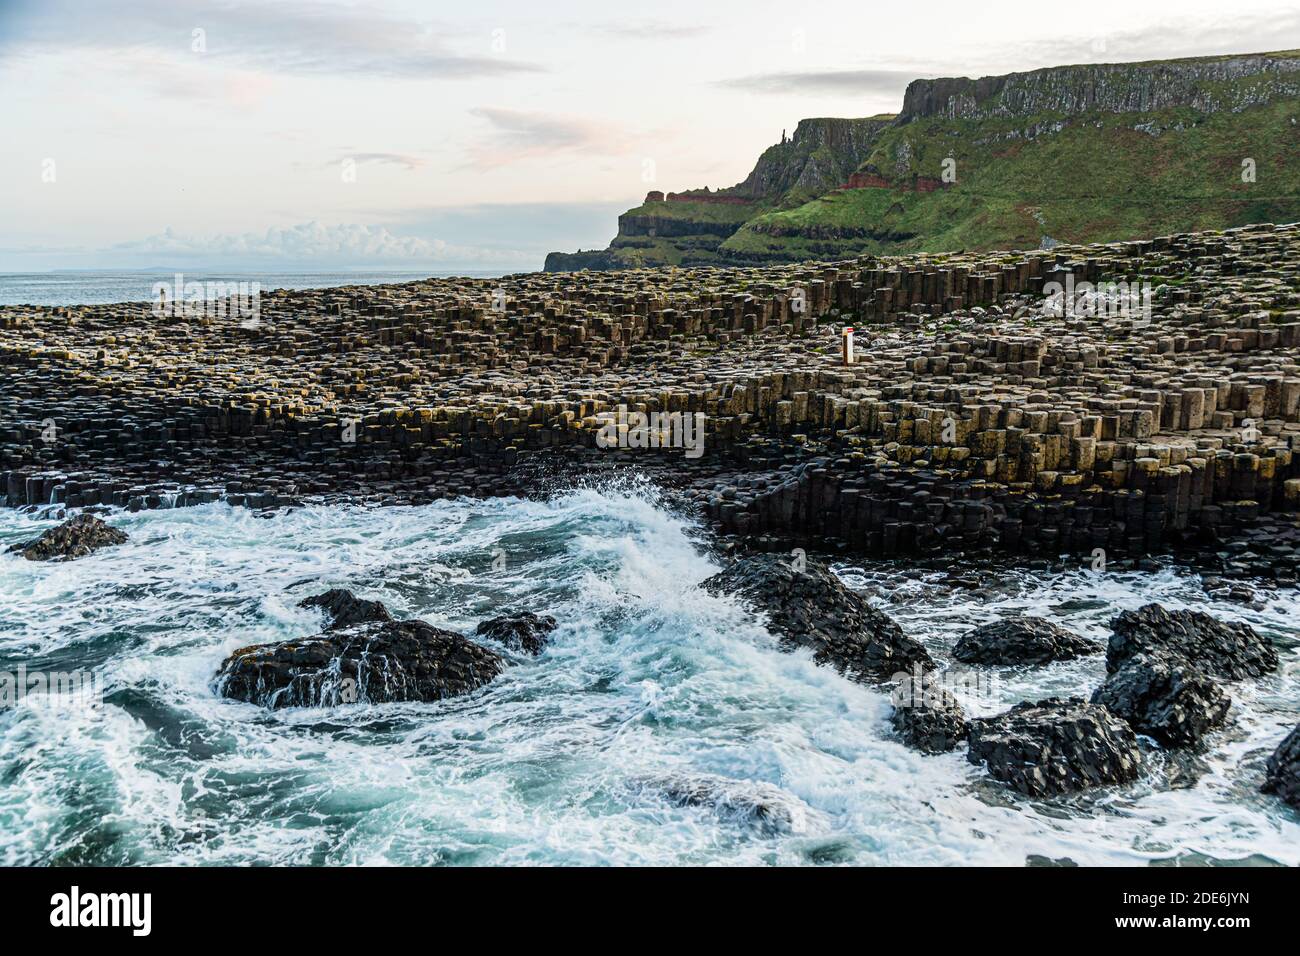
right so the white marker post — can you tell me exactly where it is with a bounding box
[842,326,855,364]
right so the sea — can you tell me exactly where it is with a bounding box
[0,270,511,307]
[1,480,1297,865]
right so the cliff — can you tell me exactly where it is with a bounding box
[544,116,894,271]
[898,50,1300,121]
[725,116,894,201]
[546,49,1300,271]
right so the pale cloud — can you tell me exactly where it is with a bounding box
[92,52,282,109]
[992,8,1300,73]
[467,108,637,168]
[335,153,427,170]
[714,8,1300,100]
[717,69,927,97]
[0,0,543,81]
[589,21,713,40]
[109,222,525,264]
[2,0,1295,272]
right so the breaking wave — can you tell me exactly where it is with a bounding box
[0,482,1296,865]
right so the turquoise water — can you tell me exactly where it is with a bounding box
[0,483,1297,865]
[0,270,507,307]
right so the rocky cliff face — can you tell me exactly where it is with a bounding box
[727,116,893,200]
[542,116,892,271]
[542,248,626,272]
[618,212,746,239]
[899,51,1300,121]
[545,49,1300,271]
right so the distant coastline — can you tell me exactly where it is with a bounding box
[0,268,511,307]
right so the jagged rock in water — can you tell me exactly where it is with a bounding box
[297,588,393,629]
[890,672,970,753]
[701,553,933,682]
[475,611,558,656]
[1091,653,1231,747]
[1262,723,1300,810]
[6,513,127,561]
[1107,604,1279,680]
[634,772,812,835]
[967,697,1142,797]
[215,619,503,709]
[953,616,1097,666]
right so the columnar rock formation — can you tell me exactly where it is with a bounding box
[4,223,1300,573]
[897,51,1300,121]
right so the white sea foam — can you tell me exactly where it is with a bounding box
[0,485,1297,865]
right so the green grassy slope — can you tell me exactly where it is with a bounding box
[723,98,1300,261]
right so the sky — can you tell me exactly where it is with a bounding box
[1,0,1298,273]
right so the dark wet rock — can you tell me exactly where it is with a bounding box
[1107,603,1279,680]
[475,611,558,655]
[1159,748,1215,790]
[297,588,393,629]
[215,619,503,709]
[635,772,812,835]
[953,616,1097,666]
[967,697,1142,797]
[1262,723,1300,810]
[890,672,970,753]
[701,553,933,682]
[5,513,127,561]
[1091,653,1230,747]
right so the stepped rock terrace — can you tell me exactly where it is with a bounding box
[3,222,1300,576]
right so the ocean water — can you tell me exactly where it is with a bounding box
[0,270,507,307]
[0,481,1296,866]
